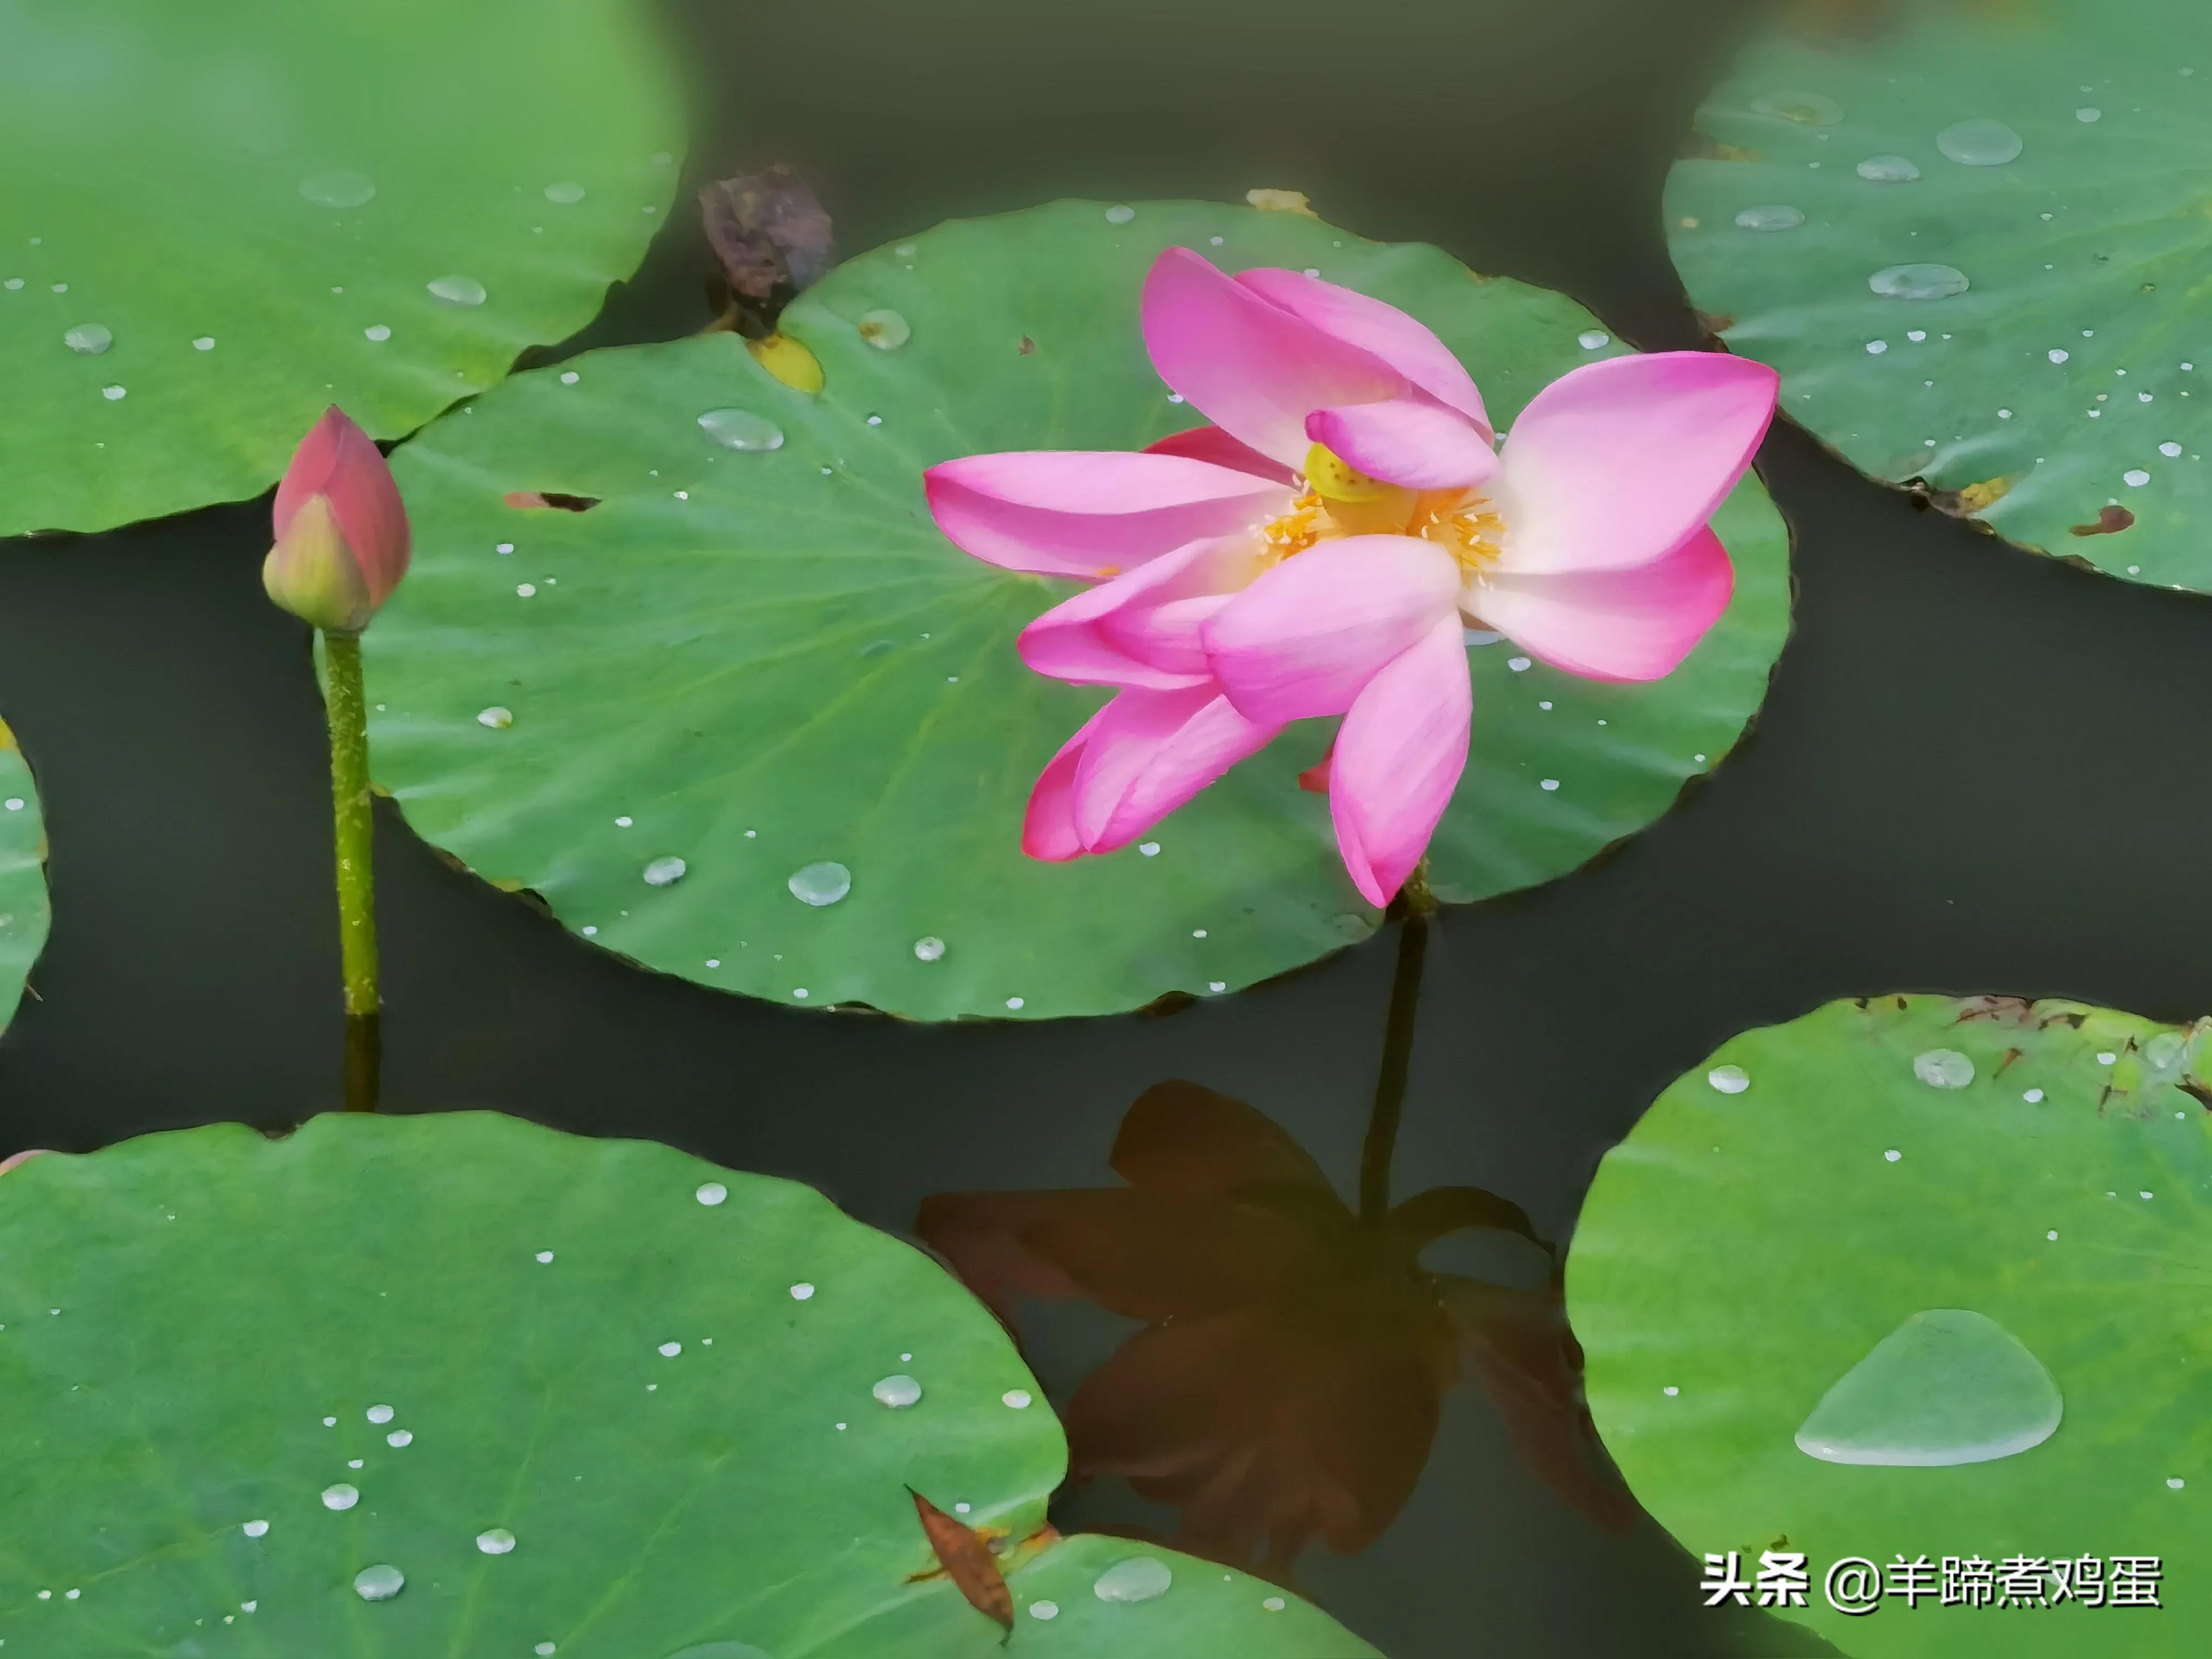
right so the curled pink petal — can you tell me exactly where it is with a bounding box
[1237,267,1490,433]
[1094,695,1282,852]
[1023,706,1110,860]
[1494,352,1777,575]
[926,450,1291,579]
[1019,536,1260,689]
[1064,686,1280,852]
[1469,527,1734,682]
[1143,247,1405,469]
[1201,536,1461,723]
[1143,424,1298,485]
[1305,399,1499,492]
[0,1149,51,1178]
[1330,618,1472,906]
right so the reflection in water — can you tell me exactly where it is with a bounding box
[918,1078,1636,1576]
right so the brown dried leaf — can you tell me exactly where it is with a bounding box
[906,1487,1013,1637]
[2070,504,2136,537]
[698,164,834,304]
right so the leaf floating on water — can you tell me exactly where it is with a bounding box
[906,1486,1014,1637]
[699,164,835,304]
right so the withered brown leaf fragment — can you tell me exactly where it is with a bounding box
[2069,504,2136,537]
[698,164,835,305]
[906,1487,1014,1639]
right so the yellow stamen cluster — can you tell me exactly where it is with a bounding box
[1253,443,1508,579]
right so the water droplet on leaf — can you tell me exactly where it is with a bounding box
[1913,1049,1974,1088]
[873,1373,922,1408]
[322,1483,359,1510]
[913,936,945,962]
[1093,1556,1174,1603]
[1936,119,2023,166]
[428,275,487,306]
[476,1528,517,1555]
[787,861,851,906]
[1870,263,1970,301]
[857,309,911,349]
[1856,154,1921,182]
[301,170,375,208]
[353,1564,404,1601]
[643,856,687,887]
[1708,1065,1749,1094]
[1734,205,1804,232]
[63,323,111,354]
[698,408,784,451]
[1795,1309,2061,1466]
[544,181,586,204]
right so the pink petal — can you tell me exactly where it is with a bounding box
[1469,526,1733,682]
[1143,247,1405,469]
[275,406,410,606]
[1201,536,1461,723]
[1237,268,1490,433]
[1493,352,1777,575]
[926,450,1290,579]
[1330,618,1472,906]
[1019,536,1259,689]
[1305,399,1498,491]
[1065,687,1280,852]
[1023,706,1109,860]
[1143,424,1298,485]
[1094,696,1282,852]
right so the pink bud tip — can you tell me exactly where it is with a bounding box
[265,406,411,632]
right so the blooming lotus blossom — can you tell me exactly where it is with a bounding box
[925,248,1777,905]
[263,406,412,634]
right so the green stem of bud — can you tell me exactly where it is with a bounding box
[323,629,380,1110]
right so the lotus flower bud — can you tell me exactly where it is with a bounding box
[262,407,410,633]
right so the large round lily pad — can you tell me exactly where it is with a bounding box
[0,718,50,1034]
[369,199,1788,1020]
[0,0,680,538]
[1667,0,2209,588]
[0,1110,1374,1655]
[1567,994,2212,1656]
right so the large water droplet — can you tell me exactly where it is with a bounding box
[643,856,687,888]
[1936,119,2024,166]
[913,936,945,962]
[428,274,487,307]
[857,309,911,350]
[1913,1048,1974,1088]
[1856,154,1921,183]
[1870,263,1970,301]
[366,1404,394,1425]
[476,1528,517,1555]
[872,1373,922,1409]
[1795,1309,2061,1466]
[301,170,376,208]
[1734,205,1805,232]
[698,408,784,451]
[787,861,851,906]
[321,1483,359,1510]
[353,1564,405,1602]
[1708,1065,1749,1094]
[63,323,111,355]
[1093,1556,1174,1603]
[544,181,586,204]
[1750,90,1843,125]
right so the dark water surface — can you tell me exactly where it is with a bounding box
[8,1,2212,1653]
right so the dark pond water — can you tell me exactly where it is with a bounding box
[7,0,2212,1653]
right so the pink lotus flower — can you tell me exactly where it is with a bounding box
[925,248,1777,905]
[263,406,412,634]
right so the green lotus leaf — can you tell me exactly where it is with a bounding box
[0,1110,1374,1655]
[1666,0,2208,588]
[1567,994,2212,1656]
[0,718,49,1034]
[368,198,1789,1021]
[1,0,680,538]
